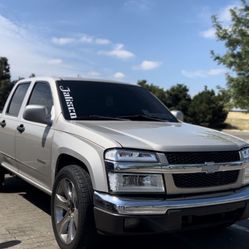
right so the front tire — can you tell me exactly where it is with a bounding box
[51,165,96,249]
[0,166,6,188]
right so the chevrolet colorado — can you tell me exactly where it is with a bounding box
[0,77,249,249]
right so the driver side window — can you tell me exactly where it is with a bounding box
[28,81,53,114]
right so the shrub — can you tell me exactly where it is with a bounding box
[188,87,228,128]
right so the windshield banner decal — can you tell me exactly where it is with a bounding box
[59,86,77,119]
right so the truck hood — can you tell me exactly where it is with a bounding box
[73,121,247,152]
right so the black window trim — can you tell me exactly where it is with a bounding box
[5,82,31,118]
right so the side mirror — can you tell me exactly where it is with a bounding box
[171,110,184,122]
[23,105,52,125]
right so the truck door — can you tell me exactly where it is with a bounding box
[0,82,30,173]
[15,81,54,190]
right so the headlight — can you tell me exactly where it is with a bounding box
[241,147,249,160]
[105,149,164,193]
[240,148,249,185]
[105,149,158,162]
[108,173,165,193]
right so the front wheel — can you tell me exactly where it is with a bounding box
[0,166,7,188]
[51,165,96,249]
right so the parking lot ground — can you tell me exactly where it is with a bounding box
[0,176,58,249]
[1,175,249,249]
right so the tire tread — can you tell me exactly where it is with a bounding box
[51,165,96,249]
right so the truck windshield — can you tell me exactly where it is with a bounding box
[56,80,178,122]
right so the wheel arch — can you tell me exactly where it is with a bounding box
[54,150,94,186]
[55,154,90,176]
[52,148,108,192]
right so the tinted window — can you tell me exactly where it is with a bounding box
[57,80,177,122]
[7,83,30,117]
[28,82,53,113]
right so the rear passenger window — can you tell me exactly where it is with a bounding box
[6,83,30,117]
[28,82,53,113]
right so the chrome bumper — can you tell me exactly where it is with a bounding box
[94,186,249,215]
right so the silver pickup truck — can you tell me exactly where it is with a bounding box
[1,77,249,249]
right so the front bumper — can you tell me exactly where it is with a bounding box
[94,186,249,235]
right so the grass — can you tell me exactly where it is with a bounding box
[225,112,249,130]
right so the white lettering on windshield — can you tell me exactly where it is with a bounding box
[59,86,77,119]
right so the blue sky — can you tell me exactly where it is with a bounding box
[0,0,240,95]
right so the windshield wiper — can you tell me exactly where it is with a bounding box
[77,115,126,120]
[118,114,165,121]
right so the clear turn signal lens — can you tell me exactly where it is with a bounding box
[243,167,249,185]
[108,173,165,193]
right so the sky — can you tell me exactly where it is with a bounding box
[0,0,241,95]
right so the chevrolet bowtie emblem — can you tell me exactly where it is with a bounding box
[202,162,220,174]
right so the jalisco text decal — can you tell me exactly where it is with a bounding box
[59,86,77,119]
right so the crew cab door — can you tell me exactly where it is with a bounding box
[0,82,31,173]
[15,81,54,189]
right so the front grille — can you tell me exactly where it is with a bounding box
[166,151,240,165]
[173,170,239,188]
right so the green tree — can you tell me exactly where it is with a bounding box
[164,84,192,121]
[211,0,249,109]
[0,57,13,111]
[138,80,192,121]
[0,57,10,80]
[137,80,167,104]
[29,73,36,78]
[188,87,228,128]
[138,80,228,127]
